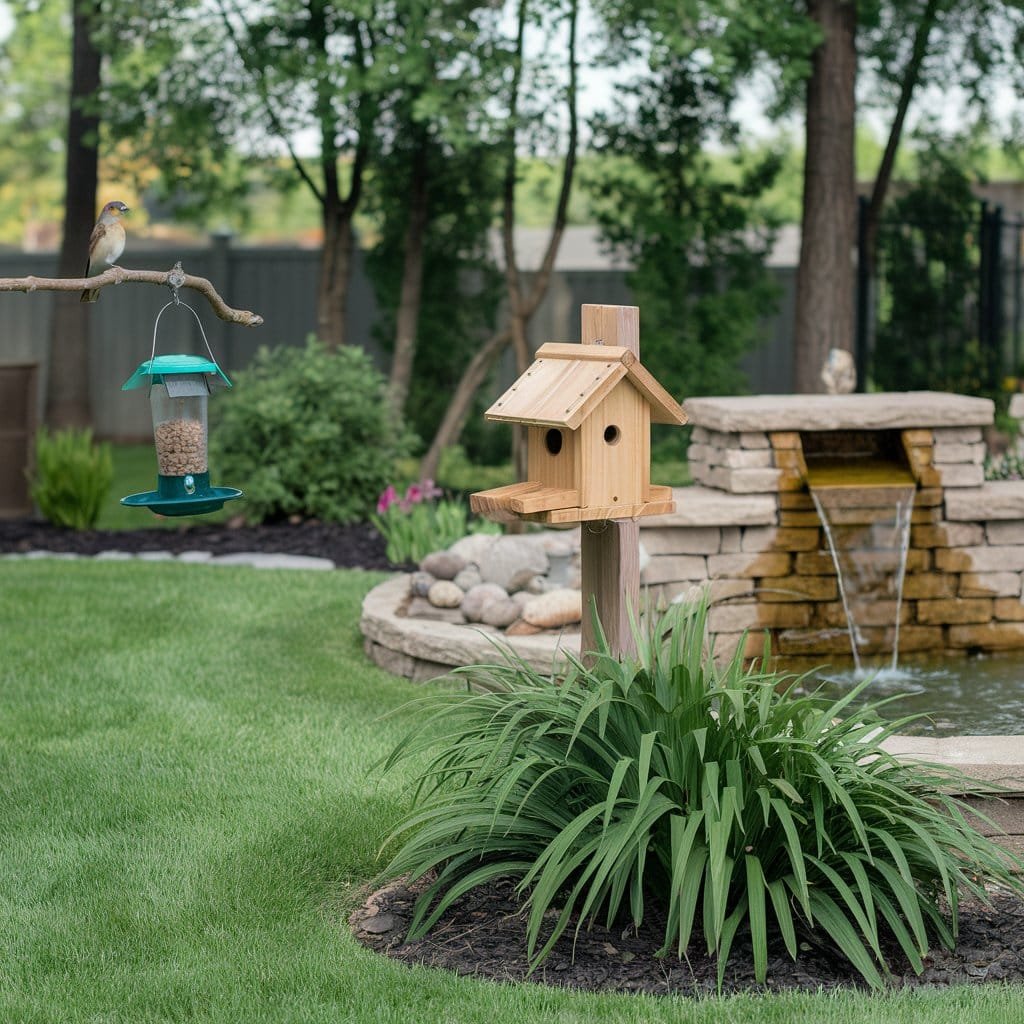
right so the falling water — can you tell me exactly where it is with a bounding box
[810,485,916,672]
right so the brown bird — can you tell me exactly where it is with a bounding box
[80,200,129,303]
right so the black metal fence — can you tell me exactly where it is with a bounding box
[856,197,1024,399]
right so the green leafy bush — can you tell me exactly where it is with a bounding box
[29,427,113,529]
[380,599,1024,990]
[210,338,413,524]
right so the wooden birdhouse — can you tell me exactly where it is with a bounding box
[470,338,687,524]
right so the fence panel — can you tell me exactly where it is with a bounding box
[0,244,794,439]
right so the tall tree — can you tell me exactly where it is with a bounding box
[367,138,502,452]
[586,52,782,405]
[47,0,101,428]
[0,0,69,243]
[419,0,580,480]
[789,0,1024,390]
[102,0,506,354]
[366,0,505,415]
[792,0,857,393]
[100,0,381,348]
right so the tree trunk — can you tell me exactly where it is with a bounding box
[418,327,511,481]
[863,0,940,275]
[317,205,353,348]
[793,0,857,394]
[387,133,430,412]
[46,0,100,429]
[417,0,579,480]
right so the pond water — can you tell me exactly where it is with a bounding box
[803,655,1024,736]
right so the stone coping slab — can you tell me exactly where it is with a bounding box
[360,574,580,676]
[945,481,1024,521]
[685,392,993,434]
[881,735,1024,790]
[641,486,777,528]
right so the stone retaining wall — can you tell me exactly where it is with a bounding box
[640,394,1024,665]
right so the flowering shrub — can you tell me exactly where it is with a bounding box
[371,478,499,565]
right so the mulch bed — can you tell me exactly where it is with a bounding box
[352,875,1024,996]
[0,516,403,572]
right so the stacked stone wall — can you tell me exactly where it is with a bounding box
[642,423,1024,664]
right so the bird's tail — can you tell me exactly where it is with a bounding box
[80,289,98,303]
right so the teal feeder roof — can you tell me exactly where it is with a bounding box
[122,354,232,390]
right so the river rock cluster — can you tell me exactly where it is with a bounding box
[404,530,583,634]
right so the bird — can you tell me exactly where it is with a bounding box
[80,200,129,303]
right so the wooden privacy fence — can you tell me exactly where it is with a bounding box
[0,238,796,440]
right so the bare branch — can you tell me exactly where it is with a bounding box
[0,266,264,327]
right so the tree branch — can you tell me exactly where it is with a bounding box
[0,266,264,327]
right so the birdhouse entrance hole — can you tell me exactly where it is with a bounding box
[604,424,621,445]
[545,428,563,455]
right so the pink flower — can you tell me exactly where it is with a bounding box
[376,485,398,515]
[404,482,423,506]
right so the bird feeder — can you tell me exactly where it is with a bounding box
[120,301,242,516]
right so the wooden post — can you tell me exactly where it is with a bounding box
[579,304,640,662]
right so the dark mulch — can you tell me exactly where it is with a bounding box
[352,875,1024,997]
[0,516,404,571]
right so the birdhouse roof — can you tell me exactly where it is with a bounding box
[484,343,687,430]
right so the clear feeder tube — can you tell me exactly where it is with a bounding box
[150,384,208,476]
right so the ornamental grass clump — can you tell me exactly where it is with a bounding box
[380,598,1024,990]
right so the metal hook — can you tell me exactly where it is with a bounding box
[150,287,221,368]
[166,261,186,306]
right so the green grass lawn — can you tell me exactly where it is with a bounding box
[1,559,1020,1023]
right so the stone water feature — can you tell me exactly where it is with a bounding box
[360,390,1024,853]
[363,390,1024,676]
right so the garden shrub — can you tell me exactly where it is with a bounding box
[30,427,113,529]
[210,337,413,524]
[380,598,1024,990]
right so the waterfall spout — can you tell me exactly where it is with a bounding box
[809,483,916,671]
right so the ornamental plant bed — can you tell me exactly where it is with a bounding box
[352,874,1024,996]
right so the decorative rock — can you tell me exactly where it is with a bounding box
[537,533,579,557]
[409,571,435,597]
[478,536,549,590]
[506,567,546,594]
[427,580,464,608]
[447,533,497,565]
[453,566,483,591]
[545,550,573,587]
[522,588,583,628]
[405,596,466,624]
[481,598,523,628]
[461,582,509,622]
[420,551,466,581]
[505,619,544,636]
